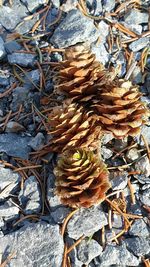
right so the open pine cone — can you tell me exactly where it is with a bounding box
[54,44,117,101]
[54,148,110,208]
[47,102,101,152]
[91,80,148,138]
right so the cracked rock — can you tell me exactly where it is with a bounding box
[124,237,150,257]
[0,166,21,201]
[67,205,108,240]
[129,219,150,237]
[51,9,99,48]
[0,222,64,267]
[19,176,41,214]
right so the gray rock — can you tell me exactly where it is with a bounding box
[47,173,62,210]
[24,69,40,88]
[0,222,64,267]
[134,156,150,177]
[0,37,6,60]
[61,0,78,12]
[77,238,102,264]
[110,172,128,190]
[101,133,114,145]
[101,146,113,159]
[67,206,108,240]
[116,52,126,78]
[129,219,150,237]
[146,73,150,94]
[97,21,109,43]
[51,0,60,8]
[94,243,139,266]
[0,166,21,201]
[4,41,22,54]
[22,0,48,12]
[19,176,41,214]
[122,22,142,35]
[112,214,123,229]
[0,6,24,30]
[28,133,45,151]
[51,206,71,224]
[124,9,149,25]
[140,188,150,206]
[86,0,102,15]
[140,125,150,145]
[11,86,31,112]
[129,37,149,52]
[134,174,150,184]
[0,200,19,220]
[91,43,109,65]
[126,148,141,161]
[125,237,150,257]
[131,65,142,84]
[16,16,39,35]
[51,9,100,48]
[0,72,10,86]
[102,0,115,12]
[5,121,25,133]
[8,53,37,67]
[0,133,31,159]
[65,236,83,267]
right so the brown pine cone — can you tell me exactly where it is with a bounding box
[47,102,101,152]
[54,44,116,101]
[54,148,110,208]
[91,80,148,138]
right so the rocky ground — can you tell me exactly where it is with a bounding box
[0,0,150,266]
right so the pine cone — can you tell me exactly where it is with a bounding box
[91,80,148,138]
[48,102,101,152]
[54,148,110,208]
[54,44,116,101]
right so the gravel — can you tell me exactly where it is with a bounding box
[94,243,140,266]
[0,200,19,220]
[124,9,149,25]
[140,188,150,206]
[134,156,150,177]
[0,37,6,60]
[5,121,25,133]
[129,37,149,52]
[77,238,103,264]
[124,236,150,257]
[51,206,71,224]
[51,9,100,48]
[8,53,37,67]
[129,219,150,237]
[67,206,108,240]
[4,41,22,54]
[110,172,128,190]
[0,133,31,159]
[19,176,41,214]
[102,0,115,12]
[0,222,64,267]
[28,133,45,151]
[91,43,109,65]
[11,87,31,112]
[47,173,62,210]
[22,0,48,12]
[0,166,21,201]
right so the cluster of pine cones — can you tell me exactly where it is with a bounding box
[48,44,148,208]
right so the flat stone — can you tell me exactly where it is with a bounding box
[51,9,100,48]
[129,219,150,237]
[0,37,6,60]
[0,166,21,201]
[91,43,109,65]
[102,0,115,12]
[8,53,37,67]
[51,206,71,224]
[22,0,48,12]
[122,22,142,35]
[140,188,150,206]
[16,16,39,35]
[11,87,31,112]
[0,6,23,30]
[24,69,40,88]
[5,121,25,133]
[86,0,102,15]
[28,133,45,151]
[47,173,62,210]
[0,133,31,159]
[67,205,108,240]
[94,243,139,266]
[4,41,22,54]
[19,176,41,214]
[77,238,102,264]
[0,200,19,220]
[110,171,128,190]
[124,9,149,25]
[129,37,149,52]
[134,156,150,177]
[124,237,150,257]
[101,146,113,159]
[0,222,64,267]
[131,65,142,84]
